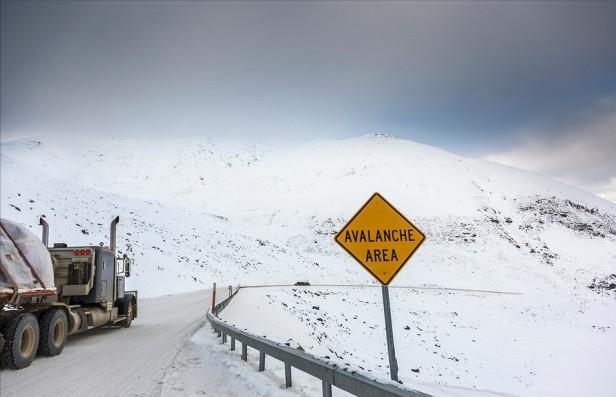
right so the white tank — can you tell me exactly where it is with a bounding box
[0,218,57,298]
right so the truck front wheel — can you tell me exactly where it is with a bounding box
[122,300,135,328]
[0,314,40,369]
[38,309,68,357]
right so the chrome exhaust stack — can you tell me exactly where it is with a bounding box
[39,217,49,247]
[110,216,119,254]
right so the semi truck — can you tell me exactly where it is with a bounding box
[0,216,138,369]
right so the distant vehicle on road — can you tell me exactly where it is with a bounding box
[0,216,138,369]
[294,281,310,286]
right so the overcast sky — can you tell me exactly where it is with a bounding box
[1,1,615,200]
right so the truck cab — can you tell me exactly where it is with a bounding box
[48,245,137,324]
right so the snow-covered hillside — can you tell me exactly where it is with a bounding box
[1,134,615,396]
[1,134,614,295]
[0,150,322,297]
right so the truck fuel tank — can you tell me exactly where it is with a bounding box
[68,306,117,334]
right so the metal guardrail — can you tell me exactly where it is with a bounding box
[207,286,431,397]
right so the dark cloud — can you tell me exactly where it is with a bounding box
[2,1,616,149]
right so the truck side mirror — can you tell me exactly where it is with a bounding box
[125,258,131,278]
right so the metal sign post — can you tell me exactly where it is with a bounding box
[382,285,399,381]
[335,192,426,383]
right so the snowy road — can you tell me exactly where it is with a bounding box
[0,289,222,397]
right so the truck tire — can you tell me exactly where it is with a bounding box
[38,309,68,357]
[0,314,40,369]
[121,300,135,328]
[0,318,7,353]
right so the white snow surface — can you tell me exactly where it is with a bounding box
[220,286,615,397]
[162,326,306,397]
[1,134,615,396]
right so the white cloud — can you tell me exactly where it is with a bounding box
[485,96,616,202]
[593,178,616,202]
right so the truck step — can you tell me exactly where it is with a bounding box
[112,316,127,324]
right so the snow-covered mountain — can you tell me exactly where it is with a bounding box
[1,134,615,396]
[1,134,614,296]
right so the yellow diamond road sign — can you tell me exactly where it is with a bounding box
[335,193,426,285]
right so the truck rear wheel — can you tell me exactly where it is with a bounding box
[38,309,68,357]
[0,314,40,369]
[0,318,7,353]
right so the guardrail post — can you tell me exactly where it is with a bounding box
[285,362,292,388]
[241,343,247,361]
[211,282,217,313]
[230,337,235,351]
[222,333,227,344]
[322,380,332,397]
[217,330,221,337]
[229,285,232,298]
[258,351,265,371]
